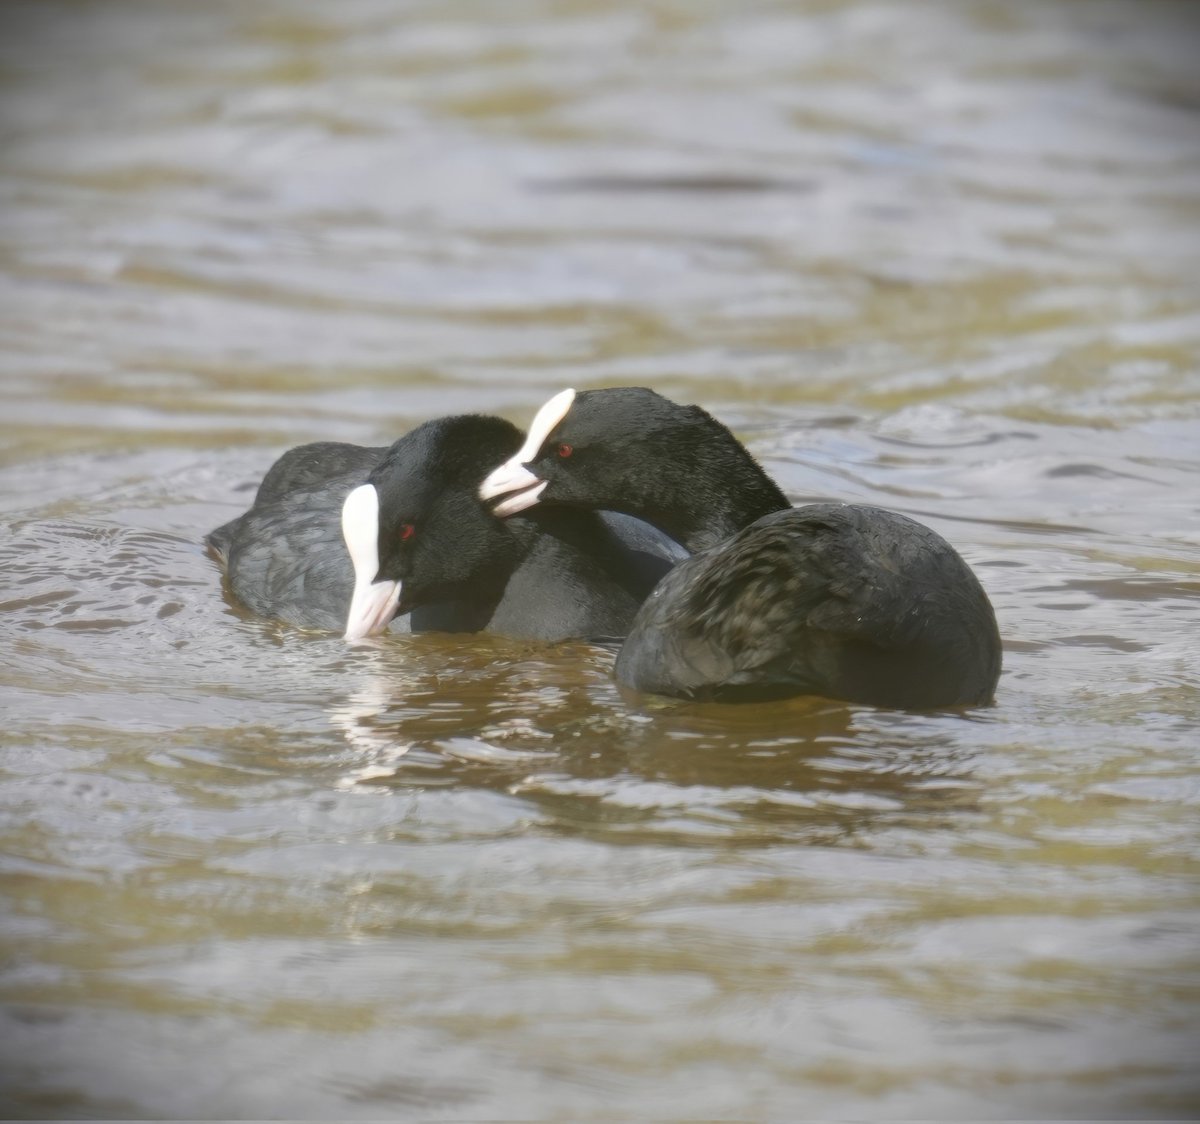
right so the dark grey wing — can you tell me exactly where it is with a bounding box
[206,443,380,582]
[615,512,833,700]
[788,505,1002,697]
[253,443,386,508]
[470,508,684,643]
[597,510,689,596]
[207,442,400,633]
[616,504,1001,707]
[220,485,358,632]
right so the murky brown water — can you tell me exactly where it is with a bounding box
[3,0,1200,1117]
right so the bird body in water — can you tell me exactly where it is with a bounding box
[480,387,1002,709]
[207,414,681,641]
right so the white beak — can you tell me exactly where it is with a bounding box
[479,461,547,516]
[477,387,575,516]
[344,576,401,642]
[341,483,401,641]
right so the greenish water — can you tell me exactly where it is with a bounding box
[2,0,1198,1117]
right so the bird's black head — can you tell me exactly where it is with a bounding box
[342,415,526,639]
[478,386,785,551]
[479,387,705,510]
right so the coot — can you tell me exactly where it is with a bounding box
[207,414,682,640]
[479,387,1002,708]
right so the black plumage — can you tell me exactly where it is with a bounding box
[207,414,682,640]
[481,387,1002,708]
[207,444,382,633]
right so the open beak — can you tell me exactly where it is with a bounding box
[341,483,401,641]
[478,459,547,517]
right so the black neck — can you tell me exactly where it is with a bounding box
[629,415,790,553]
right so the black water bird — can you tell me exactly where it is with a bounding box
[479,387,1002,708]
[207,414,682,641]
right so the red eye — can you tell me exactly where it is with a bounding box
[557,443,573,458]
[399,523,415,541]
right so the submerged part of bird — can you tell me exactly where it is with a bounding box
[480,386,1002,710]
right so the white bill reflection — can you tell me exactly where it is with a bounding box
[327,676,412,790]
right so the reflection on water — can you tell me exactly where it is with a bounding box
[2,0,1200,1118]
[327,656,981,849]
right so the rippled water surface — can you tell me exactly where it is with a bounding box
[3,0,1199,1117]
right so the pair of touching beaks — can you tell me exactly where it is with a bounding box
[341,388,577,641]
